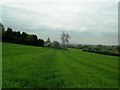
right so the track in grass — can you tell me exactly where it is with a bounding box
[2,43,118,88]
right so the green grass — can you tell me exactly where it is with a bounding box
[2,43,118,88]
[0,42,2,89]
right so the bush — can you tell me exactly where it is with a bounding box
[51,41,60,48]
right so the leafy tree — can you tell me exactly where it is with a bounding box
[38,39,44,47]
[52,41,60,48]
[44,38,51,47]
[116,45,120,53]
[13,31,21,43]
[1,23,44,47]
[95,45,102,50]
[0,23,5,41]
[4,28,13,42]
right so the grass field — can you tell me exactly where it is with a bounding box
[0,42,2,89]
[2,43,118,88]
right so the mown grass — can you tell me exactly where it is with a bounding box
[0,42,2,89]
[2,43,118,88]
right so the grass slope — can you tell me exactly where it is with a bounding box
[0,42,2,89]
[2,43,118,88]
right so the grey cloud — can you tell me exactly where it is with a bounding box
[1,2,118,45]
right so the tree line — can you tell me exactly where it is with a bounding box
[0,23,119,56]
[0,23,44,47]
[66,44,120,56]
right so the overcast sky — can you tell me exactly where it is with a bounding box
[0,0,119,45]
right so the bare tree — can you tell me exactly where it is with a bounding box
[65,32,70,44]
[60,31,70,48]
[61,31,65,48]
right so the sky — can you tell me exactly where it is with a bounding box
[0,0,119,45]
